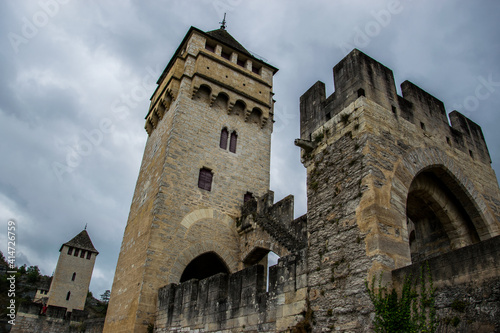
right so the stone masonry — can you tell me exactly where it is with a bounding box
[104,24,500,333]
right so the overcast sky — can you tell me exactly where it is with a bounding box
[1,1,499,297]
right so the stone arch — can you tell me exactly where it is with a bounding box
[192,84,211,103]
[179,251,230,283]
[246,107,262,124]
[231,100,246,116]
[212,92,229,110]
[391,147,499,259]
[169,240,238,284]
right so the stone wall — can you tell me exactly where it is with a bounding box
[10,303,104,333]
[392,235,500,332]
[155,251,308,332]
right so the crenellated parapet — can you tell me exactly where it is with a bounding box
[155,250,308,332]
[300,49,492,165]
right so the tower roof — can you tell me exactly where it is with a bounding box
[60,230,99,254]
[205,28,252,56]
[157,26,278,84]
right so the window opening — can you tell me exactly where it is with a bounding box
[74,249,79,257]
[80,250,85,258]
[67,247,73,255]
[229,131,238,153]
[180,252,229,283]
[198,168,213,191]
[357,88,365,97]
[244,192,254,202]
[66,292,71,301]
[220,128,228,150]
[221,50,231,60]
[86,252,91,260]
[72,272,76,281]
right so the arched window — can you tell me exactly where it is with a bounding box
[71,272,76,281]
[198,168,213,191]
[219,128,228,149]
[66,291,71,301]
[229,131,237,153]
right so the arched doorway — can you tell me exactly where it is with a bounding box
[179,252,230,283]
[406,168,481,262]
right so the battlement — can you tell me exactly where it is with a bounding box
[300,49,492,164]
[155,250,308,332]
[239,191,307,253]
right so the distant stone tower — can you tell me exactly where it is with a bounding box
[47,229,98,312]
[104,26,278,332]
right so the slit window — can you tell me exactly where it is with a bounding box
[357,88,365,97]
[66,292,71,301]
[420,122,426,130]
[71,272,76,281]
[220,128,228,150]
[469,150,474,159]
[198,168,213,191]
[74,249,79,257]
[86,252,91,260]
[229,131,238,153]
[67,247,73,255]
[80,250,85,258]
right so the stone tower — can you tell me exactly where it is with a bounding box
[104,26,278,332]
[297,49,500,331]
[47,229,98,312]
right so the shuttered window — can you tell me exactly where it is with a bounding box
[229,131,237,153]
[220,128,228,149]
[198,168,213,191]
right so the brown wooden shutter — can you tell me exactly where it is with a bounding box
[229,131,237,153]
[198,168,213,191]
[220,128,228,149]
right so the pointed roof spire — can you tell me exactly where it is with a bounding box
[60,229,99,254]
[219,13,227,30]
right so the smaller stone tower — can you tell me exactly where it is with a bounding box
[47,229,98,312]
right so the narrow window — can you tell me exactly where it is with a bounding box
[66,291,71,301]
[72,272,76,281]
[67,247,73,255]
[198,168,213,191]
[469,150,474,159]
[446,137,451,145]
[357,88,365,97]
[86,252,91,260]
[420,122,426,130]
[74,249,79,257]
[244,192,254,202]
[392,106,397,114]
[80,250,85,258]
[229,131,238,153]
[220,128,228,149]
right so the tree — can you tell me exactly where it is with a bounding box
[100,290,111,303]
[26,265,41,283]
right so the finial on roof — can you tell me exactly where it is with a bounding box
[219,13,227,30]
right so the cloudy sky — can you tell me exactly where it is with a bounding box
[1,0,499,297]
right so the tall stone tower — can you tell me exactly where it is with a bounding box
[104,26,278,332]
[47,229,99,312]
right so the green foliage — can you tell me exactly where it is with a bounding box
[100,289,111,303]
[26,265,41,283]
[366,262,436,333]
[450,298,467,313]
